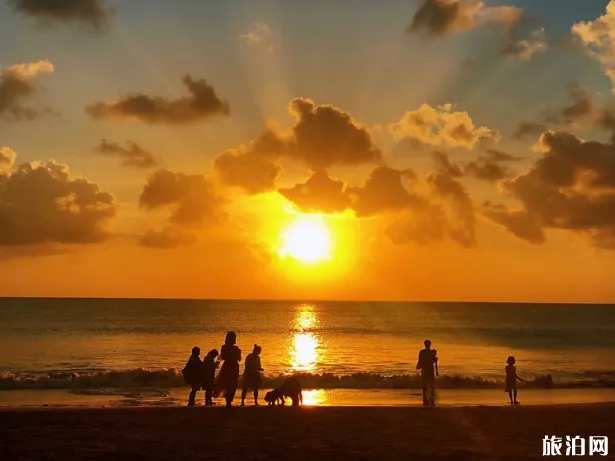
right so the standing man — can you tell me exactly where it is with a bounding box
[416,339,437,406]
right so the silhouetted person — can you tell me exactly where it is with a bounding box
[182,346,202,406]
[241,344,264,406]
[432,349,440,377]
[202,349,219,406]
[416,339,437,406]
[505,356,525,405]
[214,331,242,407]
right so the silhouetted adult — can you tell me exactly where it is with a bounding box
[416,339,437,406]
[214,331,242,407]
[241,344,263,406]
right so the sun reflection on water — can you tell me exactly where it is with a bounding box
[301,389,327,406]
[290,304,321,372]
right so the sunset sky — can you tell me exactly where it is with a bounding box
[1,0,615,302]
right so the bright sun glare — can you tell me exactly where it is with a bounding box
[280,217,331,264]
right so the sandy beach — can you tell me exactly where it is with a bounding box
[2,403,614,460]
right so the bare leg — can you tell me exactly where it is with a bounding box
[241,389,248,406]
[514,389,519,404]
[226,387,236,407]
[508,391,513,405]
[254,389,259,406]
[205,389,213,405]
[188,384,199,406]
[430,382,436,406]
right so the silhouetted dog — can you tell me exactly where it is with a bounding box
[264,388,285,406]
[280,377,303,406]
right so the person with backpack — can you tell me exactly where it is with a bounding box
[182,346,203,406]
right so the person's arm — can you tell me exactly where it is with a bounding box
[258,357,263,372]
[416,352,421,370]
[516,373,525,382]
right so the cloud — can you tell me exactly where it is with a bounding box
[278,169,350,213]
[86,75,229,124]
[288,98,381,168]
[464,149,520,182]
[0,60,54,121]
[214,99,381,192]
[513,121,547,140]
[391,103,500,149]
[428,152,476,247]
[572,1,615,93]
[409,0,523,37]
[501,29,548,60]
[483,203,545,244]
[386,206,448,246]
[0,147,16,173]
[0,159,116,246]
[545,83,615,139]
[9,0,114,30]
[140,169,226,226]
[213,129,285,195]
[485,130,615,248]
[94,139,158,169]
[347,166,423,218]
[239,22,273,52]
[138,227,198,249]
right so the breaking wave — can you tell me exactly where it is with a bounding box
[2,369,615,391]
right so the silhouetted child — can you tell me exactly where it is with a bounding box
[241,345,264,406]
[202,349,219,406]
[505,356,525,405]
[182,346,202,406]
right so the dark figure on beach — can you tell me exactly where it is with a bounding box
[280,376,303,406]
[202,349,220,406]
[214,332,242,407]
[264,388,285,406]
[182,346,202,406]
[241,345,264,406]
[416,339,437,406]
[505,356,525,405]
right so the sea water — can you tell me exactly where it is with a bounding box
[1,298,614,406]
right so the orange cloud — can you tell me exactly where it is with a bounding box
[0,60,54,121]
[140,169,226,227]
[0,157,116,246]
[94,139,158,169]
[390,103,500,149]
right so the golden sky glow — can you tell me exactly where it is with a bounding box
[1,1,615,302]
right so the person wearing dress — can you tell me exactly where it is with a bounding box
[202,349,219,406]
[214,331,242,407]
[241,345,264,406]
[505,356,525,405]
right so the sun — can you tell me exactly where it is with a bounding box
[280,216,332,264]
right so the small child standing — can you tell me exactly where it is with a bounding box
[432,349,439,377]
[505,356,525,405]
[202,349,220,406]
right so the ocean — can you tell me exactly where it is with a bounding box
[2,298,614,395]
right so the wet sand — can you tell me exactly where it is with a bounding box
[2,404,614,460]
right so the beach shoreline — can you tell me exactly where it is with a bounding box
[2,387,615,410]
[3,403,614,460]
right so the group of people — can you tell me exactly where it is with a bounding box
[416,339,525,406]
[182,331,263,407]
[185,335,526,407]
